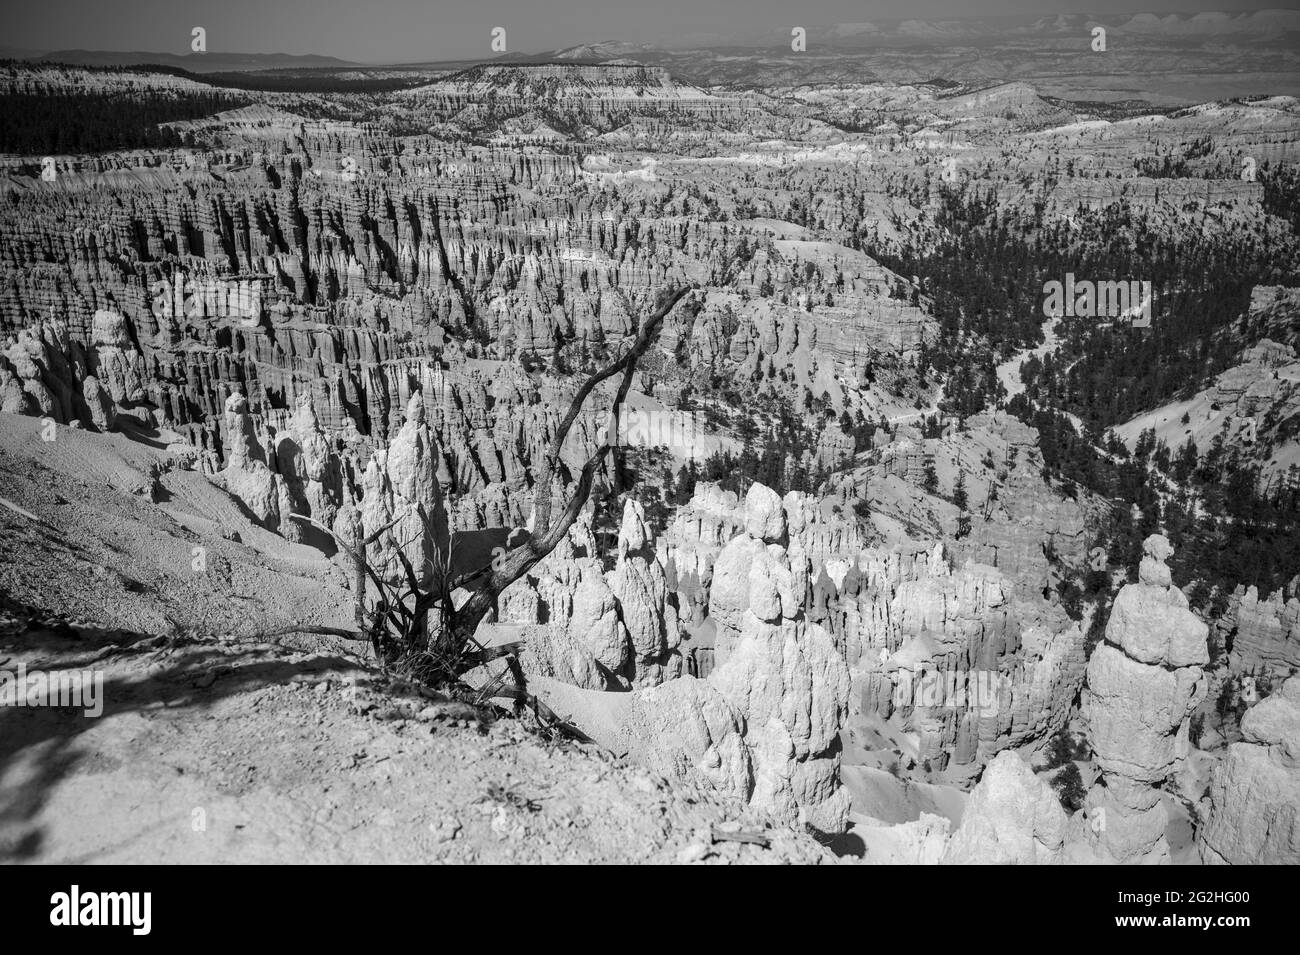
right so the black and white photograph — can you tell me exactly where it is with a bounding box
[0,0,1296,893]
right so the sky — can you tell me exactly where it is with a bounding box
[2,0,1296,62]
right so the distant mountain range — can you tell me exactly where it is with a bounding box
[658,9,1300,47]
[1,49,360,73]
[5,10,1297,74]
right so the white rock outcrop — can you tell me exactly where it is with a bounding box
[941,750,1068,864]
[608,499,681,686]
[533,483,854,833]
[833,542,1084,774]
[618,678,752,802]
[274,392,344,532]
[704,482,853,832]
[220,392,284,531]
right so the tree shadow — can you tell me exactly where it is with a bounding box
[810,827,866,859]
[114,415,172,451]
[0,623,359,863]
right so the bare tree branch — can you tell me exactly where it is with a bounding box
[446,283,692,652]
[531,284,691,535]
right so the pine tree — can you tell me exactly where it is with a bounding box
[954,472,970,538]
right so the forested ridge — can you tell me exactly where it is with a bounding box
[876,181,1300,603]
[0,86,249,154]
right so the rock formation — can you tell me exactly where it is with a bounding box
[1081,534,1209,864]
[941,750,1069,864]
[825,543,1085,776]
[220,392,286,531]
[5,58,1297,863]
[503,503,683,689]
[500,482,854,831]
[700,483,853,831]
[359,392,449,589]
[274,391,346,533]
[608,500,682,685]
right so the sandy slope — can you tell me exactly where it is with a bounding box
[0,413,353,639]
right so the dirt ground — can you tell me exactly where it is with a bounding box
[0,615,840,864]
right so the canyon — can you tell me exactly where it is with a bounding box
[1,49,1297,864]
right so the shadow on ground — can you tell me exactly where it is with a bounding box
[0,615,359,862]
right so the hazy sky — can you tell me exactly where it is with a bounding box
[3,0,1295,62]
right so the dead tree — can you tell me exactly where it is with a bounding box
[443,284,693,652]
[299,284,693,697]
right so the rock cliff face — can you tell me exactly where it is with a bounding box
[393,63,828,151]
[829,412,1089,592]
[1,315,148,433]
[1081,534,1208,864]
[661,483,747,586]
[663,482,862,599]
[656,413,1090,784]
[1198,675,1300,864]
[513,465,1089,831]
[220,391,288,532]
[275,390,346,534]
[609,500,682,685]
[851,749,1069,864]
[1224,582,1300,679]
[0,107,932,526]
[530,521,632,684]
[0,123,623,466]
